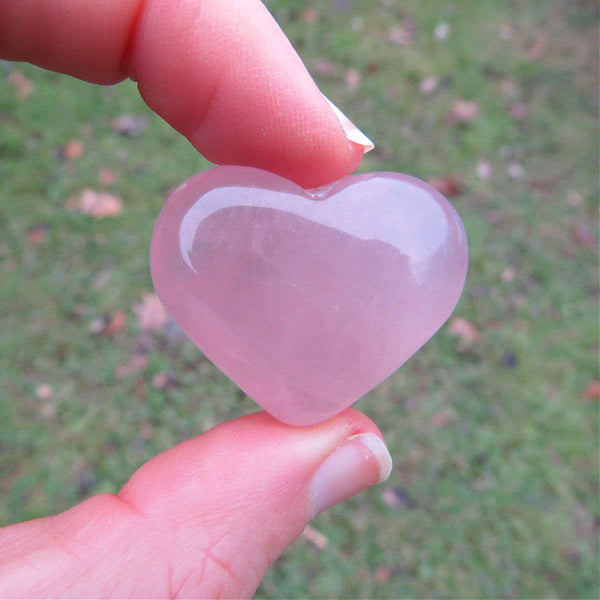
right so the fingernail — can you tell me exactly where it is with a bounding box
[310,433,392,518]
[323,95,375,154]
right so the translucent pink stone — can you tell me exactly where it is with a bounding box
[151,167,468,426]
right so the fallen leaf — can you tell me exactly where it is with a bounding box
[111,113,149,137]
[313,58,334,76]
[88,315,110,334]
[388,25,413,46]
[560,546,581,567]
[428,175,464,197]
[431,409,457,427]
[344,68,361,91]
[152,371,179,390]
[509,103,530,119]
[448,317,483,345]
[104,311,126,335]
[501,265,516,282]
[8,70,34,98]
[507,162,524,179]
[116,353,149,378]
[375,566,392,584]
[63,139,84,160]
[529,178,557,195]
[98,167,117,185]
[419,76,438,95]
[301,7,318,23]
[26,223,49,246]
[381,487,416,508]
[366,63,379,76]
[525,33,548,60]
[476,159,493,180]
[35,384,54,399]
[67,189,122,218]
[434,22,450,41]
[447,100,479,124]
[88,311,126,336]
[133,292,169,332]
[301,525,328,549]
[136,377,146,402]
[584,380,600,400]
[140,421,153,440]
[572,224,596,248]
[567,191,584,207]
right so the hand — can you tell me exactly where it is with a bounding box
[0,1,389,597]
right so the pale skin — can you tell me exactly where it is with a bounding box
[0,1,391,598]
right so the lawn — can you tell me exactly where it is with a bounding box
[1,0,598,598]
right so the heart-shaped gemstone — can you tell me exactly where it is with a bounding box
[151,166,468,426]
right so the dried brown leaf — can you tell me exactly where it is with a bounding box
[98,167,117,185]
[313,58,334,76]
[35,384,54,399]
[116,353,149,378]
[509,103,530,119]
[26,223,49,246]
[104,311,126,335]
[476,160,493,180]
[584,380,600,400]
[63,139,84,160]
[301,7,318,24]
[375,566,392,584]
[428,175,464,197]
[572,224,596,248]
[388,25,413,46]
[419,76,438,95]
[431,409,457,427]
[67,189,122,218]
[381,487,415,508]
[89,311,126,336]
[152,371,179,390]
[567,191,584,207]
[501,265,516,282]
[434,22,450,40]
[133,292,169,332]
[448,317,483,345]
[447,100,479,124]
[111,113,148,137]
[301,525,328,549]
[344,68,361,91]
[8,70,34,98]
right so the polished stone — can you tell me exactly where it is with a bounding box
[151,166,468,426]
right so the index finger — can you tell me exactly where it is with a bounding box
[0,0,373,187]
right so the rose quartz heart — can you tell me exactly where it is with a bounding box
[151,166,468,426]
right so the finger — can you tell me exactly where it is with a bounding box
[0,409,391,599]
[0,0,373,187]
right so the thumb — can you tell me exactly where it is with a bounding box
[0,0,371,188]
[0,410,392,599]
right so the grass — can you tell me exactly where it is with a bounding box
[1,0,598,598]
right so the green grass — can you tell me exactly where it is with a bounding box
[1,0,598,598]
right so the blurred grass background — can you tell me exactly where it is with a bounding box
[1,0,598,598]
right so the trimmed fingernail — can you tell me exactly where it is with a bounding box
[324,95,375,154]
[310,433,392,518]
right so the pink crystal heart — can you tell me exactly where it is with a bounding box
[151,166,468,426]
